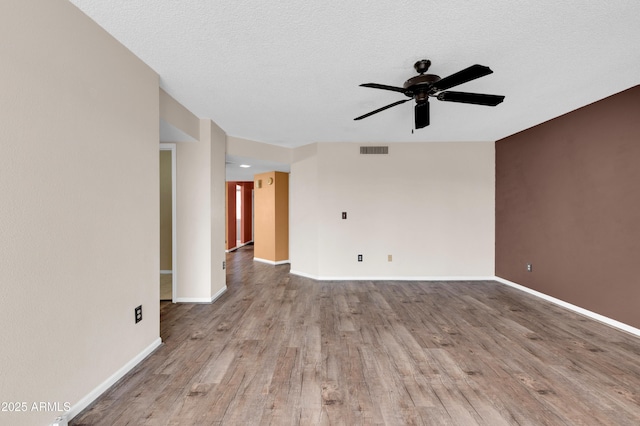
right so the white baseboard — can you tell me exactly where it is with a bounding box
[174,297,212,303]
[289,270,493,282]
[494,276,640,338]
[211,286,227,303]
[174,286,227,304]
[67,337,162,421]
[160,270,172,274]
[254,257,290,265]
[288,270,317,279]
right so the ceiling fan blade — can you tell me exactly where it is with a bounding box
[415,101,430,129]
[360,83,407,94]
[436,91,505,106]
[354,98,411,121]
[431,64,493,91]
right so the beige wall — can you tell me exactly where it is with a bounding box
[290,142,495,279]
[175,120,228,302]
[176,138,212,299]
[0,1,160,425]
[159,88,200,141]
[207,120,228,299]
[159,90,227,303]
[254,171,290,262]
[290,144,320,275]
[160,150,173,270]
[227,135,292,164]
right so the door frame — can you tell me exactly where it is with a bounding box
[160,143,177,302]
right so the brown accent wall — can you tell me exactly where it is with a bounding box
[496,85,640,329]
[254,171,289,262]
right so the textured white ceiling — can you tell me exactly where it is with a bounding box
[70,0,640,148]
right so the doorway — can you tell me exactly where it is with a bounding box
[236,184,242,247]
[226,181,255,251]
[160,143,177,302]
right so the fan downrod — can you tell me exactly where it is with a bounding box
[414,59,431,74]
[404,59,440,93]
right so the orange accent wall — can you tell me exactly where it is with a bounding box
[240,182,254,243]
[226,181,254,250]
[254,171,289,262]
[226,182,237,250]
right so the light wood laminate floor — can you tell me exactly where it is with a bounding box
[72,246,640,425]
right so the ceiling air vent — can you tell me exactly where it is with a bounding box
[360,146,389,155]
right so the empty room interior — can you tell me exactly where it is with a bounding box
[1,1,639,425]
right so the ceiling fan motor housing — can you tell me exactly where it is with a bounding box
[404,74,441,102]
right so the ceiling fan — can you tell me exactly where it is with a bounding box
[354,59,505,129]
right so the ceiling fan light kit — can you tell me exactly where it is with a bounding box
[355,59,505,129]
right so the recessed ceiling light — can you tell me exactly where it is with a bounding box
[239,164,251,168]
